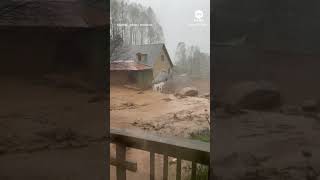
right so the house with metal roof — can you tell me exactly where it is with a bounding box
[110,43,173,89]
[0,0,107,89]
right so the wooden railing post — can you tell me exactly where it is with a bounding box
[150,152,155,180]
[111,128,210,180]
[163,154,168,180]
[176,158,181,180]
[191,162,196,180]
[116,143,126,180]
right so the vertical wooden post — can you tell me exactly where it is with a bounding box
[163,155,168,180]
[176,158,181,180]
[116,143,126,180]
[150,152,155,180]
[191,162,197,180]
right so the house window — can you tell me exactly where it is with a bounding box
[161,55,164,61]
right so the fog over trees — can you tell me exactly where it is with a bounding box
[110,0,165,61]
[174,42,210,78]
[110,0,164,47]
[110,0,209,78]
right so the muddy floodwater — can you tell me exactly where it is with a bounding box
[110,85,210,136]
[0,77,106,180]
[110,84,210,180]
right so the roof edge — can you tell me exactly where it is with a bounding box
[161,44,174,67]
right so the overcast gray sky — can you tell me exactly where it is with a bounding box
[129,0,210,62]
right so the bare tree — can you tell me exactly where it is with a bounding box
[111,0,164,46]
[110,0,165,62]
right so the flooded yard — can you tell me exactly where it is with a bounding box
[110,85,210,137]
[110,80,210,180]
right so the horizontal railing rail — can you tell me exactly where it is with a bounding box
[110,128,210,180]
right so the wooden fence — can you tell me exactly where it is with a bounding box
[110,128,210,180]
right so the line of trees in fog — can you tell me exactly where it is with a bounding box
[110,0,164,47]
[174,42,210,78]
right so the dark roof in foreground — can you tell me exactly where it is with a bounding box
[110,60,152,71]
[116,44,173,67]
[0,0,107,28]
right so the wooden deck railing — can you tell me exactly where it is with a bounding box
[110,128,210,180]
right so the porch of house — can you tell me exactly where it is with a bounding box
[110,70,154,89]
[110,128,210,180]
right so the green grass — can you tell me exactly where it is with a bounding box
[187,130,209,179]
[190,128,210,142]
[190,134,210,142]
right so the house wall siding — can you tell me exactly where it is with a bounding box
[110,70,153,89]
[152,48,172,78]
[137,70,153,88]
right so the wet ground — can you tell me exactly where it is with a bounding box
[110,85,210,180]
[0,76,106,180]
[0,76,210,180]
[214,108,320,180]
[110,85,210,136]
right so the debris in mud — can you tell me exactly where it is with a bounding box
[175,87,199,97]
[123,84,141,90]
[132,110,210,137]
[162,97,172,102]
[201,93,210,99]
[110,102,148,111]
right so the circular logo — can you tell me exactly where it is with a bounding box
[194,10,204,20]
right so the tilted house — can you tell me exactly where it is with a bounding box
[110,43,173,88]
[0,0,107,89]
